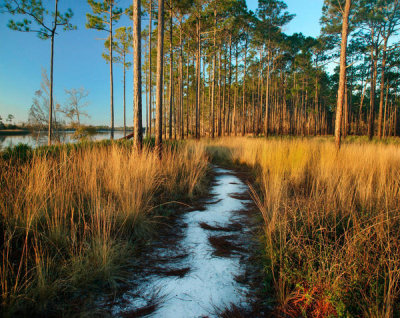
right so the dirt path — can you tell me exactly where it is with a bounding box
[109,166,259,317]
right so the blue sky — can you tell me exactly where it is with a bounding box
[0,0,324,126]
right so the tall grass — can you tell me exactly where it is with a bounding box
[0,141,208,316]
[206,137,400,317]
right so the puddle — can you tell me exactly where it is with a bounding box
[112,167,253,317]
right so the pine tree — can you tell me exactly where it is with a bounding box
[86,0,122,140]
[103,27,133,138]
[4,0,75,145]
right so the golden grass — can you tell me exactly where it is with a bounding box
[3,136,400,316]
[0,142,208,315]
[205,137,400,317]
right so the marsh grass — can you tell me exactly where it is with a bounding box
[0,141,208,316]
[206,137,400,317]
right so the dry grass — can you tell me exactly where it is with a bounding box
[205,137,400,317]
[0,141,208,316]
[3,136,399,316]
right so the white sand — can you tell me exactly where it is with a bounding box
[113,167,251,317]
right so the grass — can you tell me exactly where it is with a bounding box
[2,135,400,317]
[0,140,209,316]
[204,137,400,317]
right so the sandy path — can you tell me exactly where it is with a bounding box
[112,167,254,317]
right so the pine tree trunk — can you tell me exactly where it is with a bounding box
[264,48,270,137]
[241,35,248,136]
[334,0,351,150]
[186,48,189,138]
[252,78,256,136]
[358,75,367,134]
[155,0,164,154]
[314,68,318,136]
[145,54,148,137]
[133,0,142,149]
[343,77,348,138]
[210,8,216,138]
[227,35,232,136]
[163,64,167,139]
[218,48,222,137]
[123,54,126,138]
[383,83,389,138]
[48,0,58,146]
[148,0,152,137]
[169,4,173,140]
[49,33,55,145]
[377,37,388,139]
[195,18,201,139]
[257,48,262,136]
[174,82,177,139]
[179,17,184,139]
[368,33,378,140]
[223,49,227,135]
[233,44,238,136]
[201,55,206,136]
[110,1,114,140]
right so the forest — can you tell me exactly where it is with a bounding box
[1,0,400,317]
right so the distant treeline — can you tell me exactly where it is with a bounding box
[2,0,400,149]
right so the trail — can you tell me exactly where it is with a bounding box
[111,167,257,317]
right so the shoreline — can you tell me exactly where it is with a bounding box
[0,129,30,136]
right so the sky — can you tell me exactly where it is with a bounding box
[0,0,324,126]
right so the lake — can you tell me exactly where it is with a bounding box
[0,131,131,150]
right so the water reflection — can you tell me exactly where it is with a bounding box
[0,131,129,150]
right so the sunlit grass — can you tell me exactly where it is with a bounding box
[205,137,400,317]
[0,141,208,316]
[3,135,400,316]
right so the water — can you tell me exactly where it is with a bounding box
[112,167,253,317]
[0,131,130,150]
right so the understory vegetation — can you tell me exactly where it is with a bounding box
[206,137,400,317]
[0,140,208,316]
